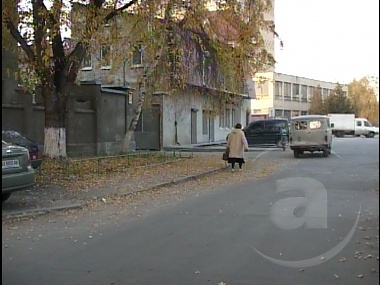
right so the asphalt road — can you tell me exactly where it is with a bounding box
[2,137,379,285]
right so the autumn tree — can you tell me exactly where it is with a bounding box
[323,83,353,114]
[2,0,141,158]
[2,0,278,157]
[308,85,324,114]
[348,76,379,125]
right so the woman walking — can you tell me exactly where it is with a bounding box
[226,123,249,172]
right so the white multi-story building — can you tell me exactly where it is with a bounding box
[251,71,348,120]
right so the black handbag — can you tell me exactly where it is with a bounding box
[222,148,229,160]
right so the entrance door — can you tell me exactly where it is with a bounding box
[191,109,197,144]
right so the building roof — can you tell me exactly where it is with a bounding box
[291,115,329,120]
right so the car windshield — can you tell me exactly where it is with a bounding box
[2,130,33,145]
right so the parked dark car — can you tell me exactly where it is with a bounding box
[243,118,289,146]
[2,141,36,202]
[2,129,43,169]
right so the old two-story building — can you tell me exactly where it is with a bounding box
[250,71,349,120]
[72,6,252,150]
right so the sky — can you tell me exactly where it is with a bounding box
[274,0,379,85]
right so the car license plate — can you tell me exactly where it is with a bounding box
[2,159,20,169]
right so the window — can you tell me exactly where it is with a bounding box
[100,45,112,69]
[322,88,329,100]
[294,120,308,130]
[275,81,283,99]
[81,50,92,70]
[265,121,283,133]
[301,111,308,116]
[309,120,322,130]
[202,110,208,135]
[292,84,300,101]
[284,82,291,101]
[301,85,307,102]
[292,110,300,117]
[275,109,283,117]
[219,110,225,128]
[225,108,231,128]
[132,43,143,66]
[231,109,236,128]
[364,120,372,127]
[284,110,291,119]
[308,86,315,102]
[356,120,362,127]
[251,121,264,132]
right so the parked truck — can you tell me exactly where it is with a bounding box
[328,113,376,138]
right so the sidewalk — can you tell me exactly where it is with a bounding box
[2,144,286,220]
[2,153,229,219]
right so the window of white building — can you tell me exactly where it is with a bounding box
[284,82,291,101]
[322,88,329,100]
[301,85,307,102]
[275,81,283,99]
[308,86,315,102]
[292,84,300,101]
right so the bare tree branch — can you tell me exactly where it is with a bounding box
[104,0,139,22]
[3,17,35,62]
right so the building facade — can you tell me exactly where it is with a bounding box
[73,7,252,148]
[250,72,349,120]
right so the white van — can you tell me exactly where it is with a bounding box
[289,115,332,158]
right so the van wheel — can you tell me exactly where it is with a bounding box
[367,132,375,138]
[323,148,329,157]
[2,193,11,203]
[293,149,300,158]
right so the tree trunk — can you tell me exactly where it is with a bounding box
[122,84,145,153]
[43,87,68,158]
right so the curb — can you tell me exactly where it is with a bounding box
[115,165,229,198]
[3,166,228,220]
[2,203,82,221]
[164,147,280,153]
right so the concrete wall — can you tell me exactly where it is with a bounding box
[162,90,250,146]
[2,83,163,156]
[2,49,19,105]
